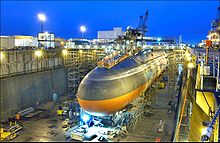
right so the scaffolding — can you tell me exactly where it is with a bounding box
[173,49,220,142]
[64,49,105,96]
[165,49,190,142]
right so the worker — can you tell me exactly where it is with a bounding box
[69,109,73,120]
[59,106,62,110]
[69,102,74,111]
[57,106,64,116]
[53,92,57,102]
[15,114,21,125]
[15,114,21,121]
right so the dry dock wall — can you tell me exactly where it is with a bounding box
[0,67,68,119]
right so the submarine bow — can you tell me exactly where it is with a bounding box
[77,50,168,116]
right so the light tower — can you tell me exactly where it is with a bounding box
[38,13,46,32]
[80,26,86,39]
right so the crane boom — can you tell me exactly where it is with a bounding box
[138,9,148,36]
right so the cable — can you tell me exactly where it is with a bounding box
[201,92,214,117]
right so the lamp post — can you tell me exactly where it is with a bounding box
[38,13,46,32]
[157,37,161,46]
[80,26,86,39]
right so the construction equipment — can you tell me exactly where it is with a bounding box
[25,111,42,118]
[138,10,148,36]
[57,109,64,116]
[158,82,165,89]
[17,107,34,117]
[0,124,22,141]
[114,10,148,52]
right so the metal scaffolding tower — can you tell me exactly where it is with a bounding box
[64,49,105,96]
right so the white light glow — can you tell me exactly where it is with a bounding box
[80,26,86,32]
[202,128,207,135]
[186,56,192,61]
[79,50,83,53]
[157,38,162,42]
[187,63,194,69]
[185,52,191,58]
[0,51,4,62]
[62,49,68,56]
[35,50,43,57]
[38,13,46,21]
[81,114,90,123]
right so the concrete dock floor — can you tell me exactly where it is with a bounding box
[11,101,67,142]
[118,71,178,142]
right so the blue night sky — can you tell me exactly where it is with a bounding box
[0,0,219,44]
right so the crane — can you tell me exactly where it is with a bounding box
[138,10,149,36]
[114,9,149,52]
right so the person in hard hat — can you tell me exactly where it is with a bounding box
[69,109,73,120]
[15,114,21,121]
[57,106,64,116]
[15,114,21,125]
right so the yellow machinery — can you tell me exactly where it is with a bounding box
[57,109,64,116]
[0,124,22,141]
[158,82,165,89]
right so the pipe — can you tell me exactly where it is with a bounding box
[201,105,220,142]
[217,57,219,92]
[213,55,215,78]
[201,59,204,90]
[205,47,209,65]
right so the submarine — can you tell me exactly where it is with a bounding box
[77,48,168,116]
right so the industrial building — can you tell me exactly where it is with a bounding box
[97,27,124,39]
[0,35,38,50]
[0,34,67,50]
[198,7,220,49]
[207,7,220,46]
[207,19,220,46]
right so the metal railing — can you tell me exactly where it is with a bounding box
[0,49,64,78]
[97,53,129,69]
[196,54,220,91]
